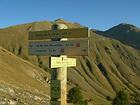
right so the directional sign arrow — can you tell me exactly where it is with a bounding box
[50,57,76,68]
[29,27,89,40]
[29,40,89,56]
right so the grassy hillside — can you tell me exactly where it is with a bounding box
[0,20,140,105]
[0,47,50,104]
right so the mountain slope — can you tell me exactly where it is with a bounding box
[0,47,50,104]
[0,20,140,105]
[95,23,140,49]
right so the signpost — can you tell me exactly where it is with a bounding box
[63,58,76,67]
[50,57,76,68]
[29,40,89,56]
[29,27,89,40]
[28,23,90,105]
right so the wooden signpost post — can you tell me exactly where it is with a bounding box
[28,24,89,105]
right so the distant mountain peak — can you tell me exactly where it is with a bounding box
[119,23,133,26]
[54,18,65,22]
[95,23,140,49]
[105,23,140,33]
[119,23,138,29]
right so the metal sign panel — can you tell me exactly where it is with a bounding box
[51,80,61,98]
[50,57,76,68]
[50,57,63,68]
[29,27,89,40]
[29,40,89,56]
[64,58,76,67]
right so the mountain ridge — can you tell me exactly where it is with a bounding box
[95,23,140,49]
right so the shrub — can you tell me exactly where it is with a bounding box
[112,90,129,105]
[68,86,86,105]
[106,96,112,101]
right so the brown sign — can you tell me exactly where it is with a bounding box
[29,27,89,40]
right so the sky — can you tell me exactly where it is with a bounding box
[0,0,140,30]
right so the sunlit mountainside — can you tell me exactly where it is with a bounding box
[0,19,140,105]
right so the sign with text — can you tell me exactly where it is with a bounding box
[50,57,63,68]
[51,80,61,98]
[29,40,89,56]
[63,57,76,67]
[50,57,76,68]
[29,27,89,40]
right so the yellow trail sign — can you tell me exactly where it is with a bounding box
[29,27,89,40]
[63,58,76,67]
[50,57,76,68]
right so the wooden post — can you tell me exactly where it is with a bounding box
[51,24,68,105]
[28,23,88,105]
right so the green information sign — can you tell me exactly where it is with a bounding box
[51,80,61,98]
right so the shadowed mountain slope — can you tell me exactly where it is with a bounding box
[0,20,140,105]
[95,23,140,49]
